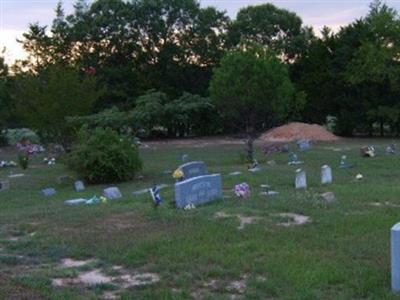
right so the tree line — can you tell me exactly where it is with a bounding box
[1,0,400,144]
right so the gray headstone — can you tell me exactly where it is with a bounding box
[182,154,189,163]
[321,165,333,184]
[0,180,10,191]
[65,198,87,206]
[42,188,56,197]
[178,161,208,179]
[297,139,312,151]
[74,181,85,192]
[392,223,400,293]
[175,174,222,208]
[103,187,122,200]
[295,169,307,189]
[321,192,336,203]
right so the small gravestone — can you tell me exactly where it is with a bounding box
[65,198,87,206]
[0,180,10,191]
[74,181,85,192]
[321,192,336,204]
[392,223,400,293]
[288,152,303,165]
[229,171,242,176]
[297,139,312,151]
[387,144,396,155]
[103,187,122,200]
[182,154,189,163]
[42,188,56,197]
[175,174,222,208]
[178,161,208,179]
[295,169,307,189]
[339,155,353,169]
[321,165,333,184]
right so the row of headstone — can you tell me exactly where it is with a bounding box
[297,139,312,151]
[295,165,333,189]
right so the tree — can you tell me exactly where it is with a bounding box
[210,45,299,161]
[228,3,314,61]
[0,53,10,131]
[344,0,400,135]
[12,65,102,145]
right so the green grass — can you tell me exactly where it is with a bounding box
[1,138,400,299]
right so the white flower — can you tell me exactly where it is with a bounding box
[356,174,363,180]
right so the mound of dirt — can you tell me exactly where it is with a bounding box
[261,122,339,142]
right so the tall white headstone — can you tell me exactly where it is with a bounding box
[392,223,400,293]
[295,169,307,189]
[321,165,333,184]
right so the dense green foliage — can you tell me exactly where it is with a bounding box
[2,0,400,138]
[67,127,142,184]
[210,46,299,160]
[11,65,101,144]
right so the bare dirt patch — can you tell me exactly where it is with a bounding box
[276,213,311,227]
[261,122,339,142]
[214,212,260,230]
[369,202,400,208]
[61,258,96,268]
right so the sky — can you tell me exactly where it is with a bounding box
[1,0,400,64]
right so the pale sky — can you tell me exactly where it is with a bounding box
[1,0,400,64]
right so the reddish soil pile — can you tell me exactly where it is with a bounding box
[261,122,339,142]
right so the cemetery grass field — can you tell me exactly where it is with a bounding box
[1,138,400,299]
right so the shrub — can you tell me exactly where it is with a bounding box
[67,127,142,184]
[18,152,29,169]
[4,128,40,145]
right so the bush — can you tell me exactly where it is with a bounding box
[3,128,40,145]
[67,127,142,184]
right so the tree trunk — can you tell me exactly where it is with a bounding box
[246,135,255,163]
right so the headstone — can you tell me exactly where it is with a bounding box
[295,169,307,189]
[74,181,85,192]
[175,174,222,208]
[229,171,242,176]
[178,161,208,179]
[42,188,56,197]
[65,198,87,206]
[297,139,312,151]
[248,159,261,172]
[259,184,279,196]
[103,187,122,200]
[392,223,400,293]
[321,192,336,203]
[8,173,24,178]
[339,155,353,169]
[321,165,333,184]
[182,154,189,163]
[387,144,396,155]
[0,180,10,191]
[288,152,303,165]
